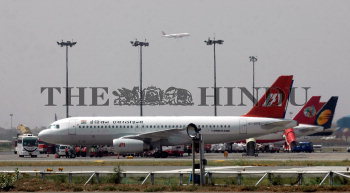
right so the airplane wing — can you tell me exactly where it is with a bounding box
[122,128,187,143]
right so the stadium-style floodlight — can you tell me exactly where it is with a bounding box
[204,37,224,116]
[186,123,201,139]
[57,40,77,118]
[130,39,149,117]
[186,123,205,186]
[249,56,257,105]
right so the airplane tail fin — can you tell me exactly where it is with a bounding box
[161,31,166,35]
[244,75,294,118]
[293,96,322,124]
[314,96,338,129]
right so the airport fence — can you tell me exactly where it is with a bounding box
[1,170,350,186]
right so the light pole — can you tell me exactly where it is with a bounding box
[249,56,257,105]
[130,39,149,116]
[57,40,77,118]
[9,114,13,129]
[205,38,224,116]
[186,123,205,186]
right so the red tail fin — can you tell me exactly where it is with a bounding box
[244,75,293,118]
[293,96,322,124]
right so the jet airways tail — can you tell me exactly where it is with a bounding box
[315,96,338,129]
[161,31,166,35]
[244,75,294,118]
[293,96,323,124]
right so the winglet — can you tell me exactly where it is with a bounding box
[244,75,294,118]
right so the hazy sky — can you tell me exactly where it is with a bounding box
[1,0,349,129]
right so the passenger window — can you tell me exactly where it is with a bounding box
[56,125,60,129]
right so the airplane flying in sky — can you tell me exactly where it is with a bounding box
[161,31,190,38]
[39,76,296,157]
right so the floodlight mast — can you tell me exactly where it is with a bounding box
[9,114,13,129]
[204,37,224,116]
[130,39,149,116]
[249,56,258,105]
[57,40,77,118]
[186,123,205,186]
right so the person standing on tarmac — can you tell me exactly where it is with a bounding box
[65,146,69,158]
[75,146,81,157]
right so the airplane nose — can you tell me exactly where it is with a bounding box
[38,129,53,142]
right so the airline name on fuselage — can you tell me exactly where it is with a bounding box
[81,120,144,125]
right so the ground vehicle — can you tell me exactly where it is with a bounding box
[162,146,184,157]
[14,134,39,157]
[292,142,314,153]
[38,139,56,154]
[258,144,280,153]
[56,145,75,158]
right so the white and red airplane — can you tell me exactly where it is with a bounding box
[251,96,338,144]
[161,31,190,38]
[39,76,297,157]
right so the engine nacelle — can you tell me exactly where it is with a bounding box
[113,138,149,154]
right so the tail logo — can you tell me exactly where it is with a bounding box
[303,106,317,118]
[263,93,282,107]
[317,109,333,125]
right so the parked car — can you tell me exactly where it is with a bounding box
[56,145,75,158]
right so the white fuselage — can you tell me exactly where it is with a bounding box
[254,124,324,143]
[39,116,297,146]
[162,33,190,38]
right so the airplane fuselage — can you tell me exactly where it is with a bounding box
[252,124,323,143]
[39,116,297,146]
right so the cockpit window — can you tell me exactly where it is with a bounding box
[49,124,60,129]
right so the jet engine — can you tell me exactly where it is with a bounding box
[245,138,258,156]
[113,138,150,153]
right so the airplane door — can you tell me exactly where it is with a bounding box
[68,120,77,135]
[239,119,247,134]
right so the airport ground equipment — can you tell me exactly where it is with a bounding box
[14,134,39,157]
[292,142,314,153]
[283,128,297,151]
